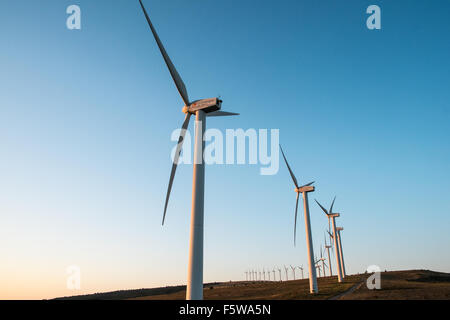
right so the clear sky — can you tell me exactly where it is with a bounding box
[0,0,449,299]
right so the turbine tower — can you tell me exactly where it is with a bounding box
[336,227,347,278]
[319,245,327,277]
[290,265,297,280]
[324,232,333,277]
[272,268,276,281]
[315,197,344,282]
[284,265,289,281]
[277,267,282,282]
[315,263,322,278]
[138,0,239,300]
[280,146,318,293]
[298,265,304,279]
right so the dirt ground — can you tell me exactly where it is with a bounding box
[130,275,362,300]
[56,270,450,300]
[340,270,450,300]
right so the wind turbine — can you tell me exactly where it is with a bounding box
[259,270,262,281]
[336,227,347,278]
[315,197,344,282]
[280,146,318,293]
[277,267,282,282]
[324,232,333,277]
[137,0,239,300]
[245,271,248,281]
[272,268,276,281]
[267,268,271,281]
[290,265,297,280]
[315,263,322,278]
[318,245,328,277]
[262,268,266,281]
[284,265,289,281]
[298,265,304,279]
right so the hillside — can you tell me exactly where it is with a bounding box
[55,270,450,300]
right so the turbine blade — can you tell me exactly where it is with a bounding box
[300,181,315,188]
[328,217,331,237]
[206,111,240,117]
[280,145,299,188]
[162,113,192,225]
[315,199,329,215]
[329,196,336,213]
[138,0,190,106]
[327,230,334,239]
[294,192,300,246]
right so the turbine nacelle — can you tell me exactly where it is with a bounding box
[295,186,315,193]
[184,98,222,114]
[337,227,344,231]
[328,213,340,218]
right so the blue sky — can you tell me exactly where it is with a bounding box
[0,0,449,299]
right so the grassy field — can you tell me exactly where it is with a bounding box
[55,270,450,300]
[131,275,362,300]
[341,270,450,300]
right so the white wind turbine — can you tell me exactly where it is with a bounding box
[245,271,248,281]
[267,268,271,281]
[262,268,266,281]
[315,197,344,282]
[318,245,328,277]
[315,263,322,278]
[280,146,318,293]
[297,265,304,279]
[272,268,276,281]
[324,232,333,277]
[284,265,289,281]
[138,0,239,300]
[277,267,282,282]
[290,265,297,280]
[336,227,347,278]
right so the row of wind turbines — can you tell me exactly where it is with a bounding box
[137,0,347,299]
[244,221,347,289]
[278,146,348,293]
[246,266,305,282]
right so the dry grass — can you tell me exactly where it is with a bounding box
[130,275,362,300]
[340,270,450,300]
[56,270,450,300]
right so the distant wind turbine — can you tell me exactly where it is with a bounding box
[297,265,304,279]
[138,0,239,300]
[336,227,347,278]
[290,265,297,280]
[318,245,328,277]
[280,146,318,293]
[284,265,289,281]
[324,232,333,277]
[315,197,344,282]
